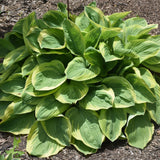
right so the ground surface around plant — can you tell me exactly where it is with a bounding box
[0,0,160,159]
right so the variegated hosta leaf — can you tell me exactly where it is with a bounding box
[35,95,69,121]
[142,62,160,73]
[84,77,102,84]
[36,52,73,68]
[99,108,127,142]
[65,57,100,81]
[43,10,66,28]
[126,74,156,104]
[26,26,42,53]
[119,24,144,41]
[147,35,160,44]
[135,24,158,39]
[0,112,35,135]
[23,12,37,37]
[2,101,35,122]
[36,19,51,30]
[3,46,29,69]
[71,138,97,155]
[21,91,42,105]
[120,18,158,42]
[5,31,24,48]
[125,112,154,149]
[22,12,38,52]
[0,39,15,58]
[41,116,71,146]
[0,101,11,119]
[23,74,56,97]
[12,17,25,34]
[38,28,65,50]
[88,1,97,7]
[66,107,105,149]
[100,27,121,41]
[37,48,69,56]
[54,80,88,104]
[125,103,146,118]
[84,47,105,68]
[0,64,20,83]
[120,24,158,42]
[133,67,157,88]
[79,85,114,110]
[123,17,148,27]
[75,12,91,31]
[63,19,85,56]
[32,60,66,91]
[99,42,123,62]
[147,84,160,124]
[0,90,18,101]
[107,11,131,27]
[21,56,37,77]
[84,6,107,27]
[0,73,25,97]
[84,27,101,49]
[84,47,108,77]
[103,76,135,108]
[143,48,160,66]
[57,2,67,16]
[26,121,64,158]
[113,40,132,58]
[126,40,160,63]
[116,59,134,76]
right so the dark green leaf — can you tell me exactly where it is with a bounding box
[0,112,35,135]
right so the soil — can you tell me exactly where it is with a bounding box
[0,0,160,159]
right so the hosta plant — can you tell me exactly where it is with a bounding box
[0,2,160,158]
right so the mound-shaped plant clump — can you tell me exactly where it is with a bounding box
[0,2,160,158]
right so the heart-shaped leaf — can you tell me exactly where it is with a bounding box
[79,85,114,110]
[103,76,135,108]
[36,95,69,121]
[99,108,127,142]
[26,121,64,157]
[55,80,88,104]
[0,112,35,135]
[38,28,65,50]
[65,57,100,81]
[66,107,105,149]
[41,116,71,146]
[32,60,66,91]
[3,46,29,69]
[125,113,154,149]
[0,73,25,97]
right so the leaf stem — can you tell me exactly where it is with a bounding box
[67,0,70,19]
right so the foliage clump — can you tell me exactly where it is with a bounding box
[0,2,160,158]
